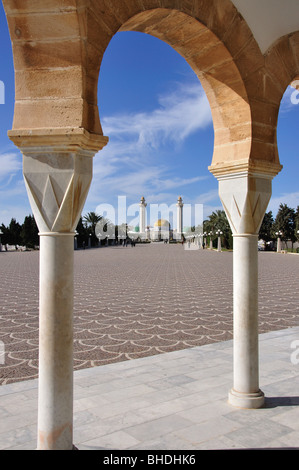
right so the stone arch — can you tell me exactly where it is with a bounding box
[4,0,298,176]
[240,30,299,177]
[3,0,299,449]
[265,32,299,98]
[117,8,252,177]
[4,0,268,173]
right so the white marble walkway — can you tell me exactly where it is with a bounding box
[0,327,298,450]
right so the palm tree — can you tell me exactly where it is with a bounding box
[83,212,102,229]
[83,212,114,246]
[83,212,103,246]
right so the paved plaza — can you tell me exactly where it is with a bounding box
[0,243,298,384]
[0,243,298,450]
[0,327,298,450]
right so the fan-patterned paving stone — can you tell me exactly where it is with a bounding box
[0,245,298,384]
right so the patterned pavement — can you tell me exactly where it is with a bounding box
[0,244,298,385]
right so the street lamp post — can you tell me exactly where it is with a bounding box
[74,231,78,250]
[0,229,2,252]
[209,231,213,250]
[198,233,202,248]
[275,231,283,253]
[216,229,223,252]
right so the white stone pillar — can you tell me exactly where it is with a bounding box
[215,169,274,409]
[8,129,108,449]
[38,232,74,449]
[229,233,264,408]
[176,196,183,240]
[139,196,147,238]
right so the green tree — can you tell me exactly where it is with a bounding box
[0,223,9,247]
[7,218,22,248]
[295,206,299,240]
[75,216,89,248]
[204,210,232,249]
[82,211,113,246]
[20,215,39,249]
[83,211,103,246]
[272,203,296,248]
[259,211,274,245]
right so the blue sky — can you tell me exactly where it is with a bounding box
[0,3,298,228]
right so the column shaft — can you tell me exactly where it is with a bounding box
[176,197,183,239]
[37,233,74,450]
[229,234,264,408]
[140,207,146,233]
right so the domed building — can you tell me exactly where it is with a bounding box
[150,219,172,241]
[136,196,182,241]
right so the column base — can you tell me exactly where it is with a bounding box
[228,388,265,409]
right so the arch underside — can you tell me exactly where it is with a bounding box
[3,0,299,175]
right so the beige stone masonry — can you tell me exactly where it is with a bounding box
[4,0,298,174]
[2,0,299,448]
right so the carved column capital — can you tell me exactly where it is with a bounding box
[215,171,274,236]
[8,128,108,234]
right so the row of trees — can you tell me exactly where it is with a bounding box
[0,215,39,250]
[202,210,233,249]
[1,203,298,251]
[0,212,111,250]
[200,203,299,250]
[259,204,299,248]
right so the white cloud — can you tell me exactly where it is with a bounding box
[87,81,213,209]
[279,84,299,113]
[194,189,219,205]
[101,81,212,150]
[0,152,29,224]
[0,152,22,183]
[268,191,299,215]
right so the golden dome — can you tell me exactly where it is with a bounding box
[154,219,170,228]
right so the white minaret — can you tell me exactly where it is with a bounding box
[176,196,184,240]
[139,196,147,236]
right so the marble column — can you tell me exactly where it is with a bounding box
[216,169,274,408]
[8,129,108,449]
[176,196,184,240]
[139,196,147,238]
